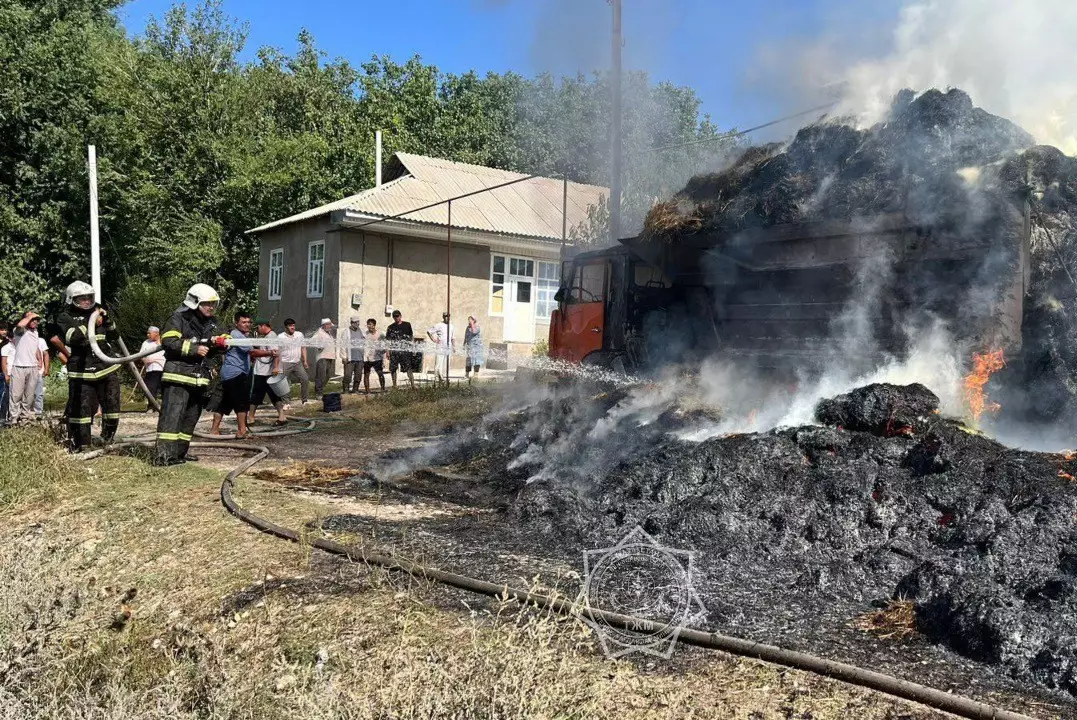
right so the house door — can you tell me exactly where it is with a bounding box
[504,257,535,342]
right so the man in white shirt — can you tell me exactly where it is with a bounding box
[312,318,336,396]
[339,316,364,393]
[426,312,455,383]
[277,318,309,404]
[248,319,286,425]
[9,311,44,424]
[139,326,166,411]
[34,335,49,416]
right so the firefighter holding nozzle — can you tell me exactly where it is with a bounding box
[58,281,123,452]
[153,283,230,466]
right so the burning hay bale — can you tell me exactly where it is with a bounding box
[814,383,939,436]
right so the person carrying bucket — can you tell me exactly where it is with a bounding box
[248,319,287,426]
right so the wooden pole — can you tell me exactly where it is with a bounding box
[609,0,623,245]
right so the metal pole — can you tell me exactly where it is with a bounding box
[562,173,568,249]
[446,199,452,385]
[88,145,101,303]
[609,0,623,245]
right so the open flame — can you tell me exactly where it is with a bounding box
[963,349,1006,424]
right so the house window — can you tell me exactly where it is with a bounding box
[307,240,325,298]
[509,258,534,277]
[491,255,505,314]
[268,249,284,300]
[535,261,558,319]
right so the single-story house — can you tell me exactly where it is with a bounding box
[248,152,608,363]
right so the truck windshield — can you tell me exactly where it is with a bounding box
[563,262,606,303]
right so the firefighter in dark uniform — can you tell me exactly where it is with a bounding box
[154,283,229,466]
[57,281,122,452]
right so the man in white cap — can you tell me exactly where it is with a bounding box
[139,325,165,410]
[312,318,337,396]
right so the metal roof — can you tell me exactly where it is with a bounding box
[247,152,608,242]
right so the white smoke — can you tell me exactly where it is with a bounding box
[757,0,1077,153]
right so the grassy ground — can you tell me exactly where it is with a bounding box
[0,389,951,719]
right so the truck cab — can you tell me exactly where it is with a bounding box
[548,245,683,372]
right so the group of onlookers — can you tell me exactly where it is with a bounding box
[274,309,485,400]
[0,304,487,427]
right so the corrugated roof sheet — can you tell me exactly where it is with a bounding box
[247,152,608,242]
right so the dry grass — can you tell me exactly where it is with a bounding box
[0,422,954,719]
[850,599,919,640]
[251,461,356,487]
[0,425,84,509]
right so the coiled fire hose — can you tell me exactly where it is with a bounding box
[80,311,1037,719]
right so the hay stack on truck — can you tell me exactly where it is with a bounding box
[548,205,1031,377]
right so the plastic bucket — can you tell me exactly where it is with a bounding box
[322,392,342,413]
[267,373,290,399]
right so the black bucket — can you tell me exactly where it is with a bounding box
[322,392,342,413]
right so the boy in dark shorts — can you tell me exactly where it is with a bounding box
[385,309,417,389]
[249,319,286,425]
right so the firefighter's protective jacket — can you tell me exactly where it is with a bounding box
[160,307,225,387]
[57,305,122,380]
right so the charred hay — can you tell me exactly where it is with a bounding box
[440,382,1077,699]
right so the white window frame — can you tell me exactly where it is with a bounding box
[489,254,506,317]
[306,240,325,298]
[268,248,284,300]
[535,260,559,320]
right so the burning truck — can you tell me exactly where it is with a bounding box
[548,88,1077,431]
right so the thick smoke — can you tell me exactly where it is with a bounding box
[754,0,1077,153]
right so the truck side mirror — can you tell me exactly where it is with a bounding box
[554,287,567,303]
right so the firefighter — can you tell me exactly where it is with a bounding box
[154,283,229,466]
[57,281,122,452]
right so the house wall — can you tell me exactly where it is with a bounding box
[256,220,561,371]
[338,230,492,371]
[257,218,339,333]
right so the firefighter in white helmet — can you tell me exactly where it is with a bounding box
[154,283,230,465]
[57,281,122,451]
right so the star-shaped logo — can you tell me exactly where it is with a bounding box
[580,526,707,659]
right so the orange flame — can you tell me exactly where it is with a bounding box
[963,350,1005,424]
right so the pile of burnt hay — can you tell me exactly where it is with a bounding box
[443,381,1077,699]
[642,89,1036,239]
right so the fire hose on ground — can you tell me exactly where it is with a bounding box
[78,323,1037,720]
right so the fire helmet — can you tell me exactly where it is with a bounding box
[183,283,220,310]
[65,281,96,308]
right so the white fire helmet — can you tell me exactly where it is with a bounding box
[183,283,220,310]
[65,281,96,309]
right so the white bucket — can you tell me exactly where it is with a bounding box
[267,373,290,398]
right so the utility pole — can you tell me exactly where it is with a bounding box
[88,145,101,303]
[609,0,623,245]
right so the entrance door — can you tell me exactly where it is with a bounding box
[504,257,536,342]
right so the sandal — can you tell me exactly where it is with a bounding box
[273,419,288,427]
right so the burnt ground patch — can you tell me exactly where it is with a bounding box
[312,383,1077,717]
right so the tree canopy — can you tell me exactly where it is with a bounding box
[0,0,732,318]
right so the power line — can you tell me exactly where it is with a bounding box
[345,100,839,232]
[647,101,838,153]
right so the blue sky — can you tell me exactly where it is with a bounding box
[117,0,904,138]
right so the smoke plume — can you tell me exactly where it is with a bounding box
[754,0,1077,153]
